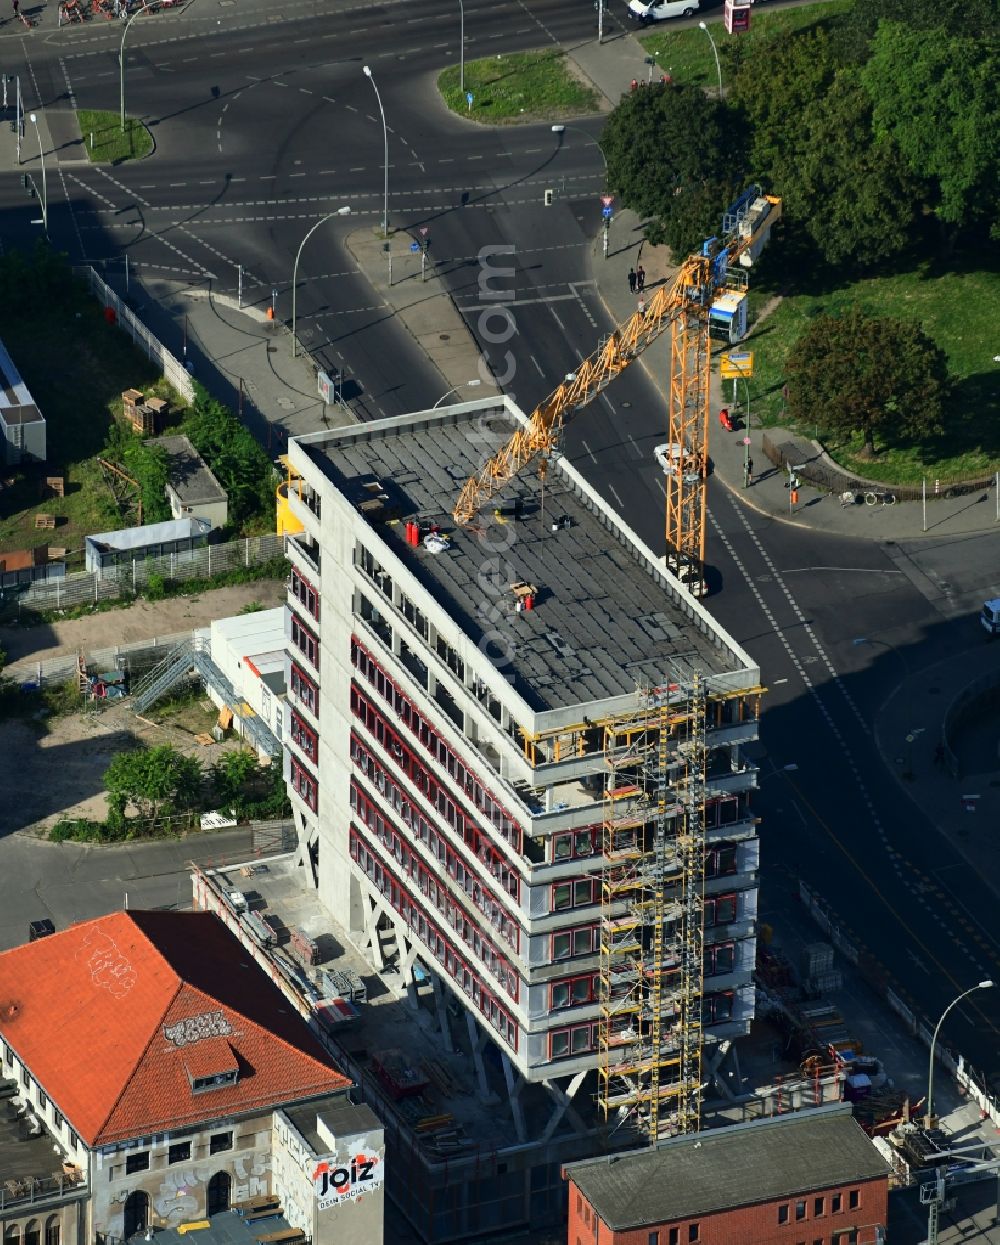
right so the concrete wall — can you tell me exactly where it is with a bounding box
[89,1114,271,1235]
[167,486,228,533]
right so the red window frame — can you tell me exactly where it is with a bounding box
[548,1021,597,1060]
[289,708,318,765]
[350,827,519,1052]
[351,637,523,854]
[549,973,599,1010]
[702,990,734,1024]
[704,892,738,927]
[550,877,597,913]
[291,611,319,671]
[290,756,318,812]
[348,697,523,902]
[290,566,319,620]
[289,661,318,716]
[351,781,519,986]
[704,941,735,976]
[705,845,738,878]
[551,828,599,863]
[550,925,598,961]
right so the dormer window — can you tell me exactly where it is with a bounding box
[190,1069,238,1094]
[179,1034,240,1095]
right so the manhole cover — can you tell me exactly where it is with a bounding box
[277,397,294,410]
[439,334,450,341]
[266,345,277,353]
[622,401,632,409]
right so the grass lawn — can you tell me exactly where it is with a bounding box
[0,277,176,560]
[640,0,853,89]
[438,51,600,124]
[76,109,153,163]
[746,262,1000,484]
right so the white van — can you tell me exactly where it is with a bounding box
[628,0,700,23]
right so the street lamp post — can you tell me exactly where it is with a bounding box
[291,206,351,358]
[551,124,611,259]
[698,21,723,99]
[432,379,481,408]
[120,3,150,134]
[362,65,389,240]
[28,113,47,238]
[851,636,914,778]
[925,981,993,1130]
[458,0,465,96]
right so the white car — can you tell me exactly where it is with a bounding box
[654,442,700,482]
[628,0,700,23]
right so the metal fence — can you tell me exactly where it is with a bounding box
[76,265,196,404]
[4,628,199,686]
[0,532,285,613]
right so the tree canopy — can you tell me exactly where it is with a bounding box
[785,309,950,456]
[862,25,1000,235]
[182,385,276,531]
[600,83,747,256]
[104,744,203,824]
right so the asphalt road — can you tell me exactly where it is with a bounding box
[2,0,998,1085]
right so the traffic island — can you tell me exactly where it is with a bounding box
[76,109,153,164]
[437,50,602,124]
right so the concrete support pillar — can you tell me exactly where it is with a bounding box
[501,1052,527,1143]
[432,974,454,1054]
[540,1070,588,1142]
[362,894,385,969]
[466,1011,490,1098]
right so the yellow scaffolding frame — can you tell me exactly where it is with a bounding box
[596,675,712,1143]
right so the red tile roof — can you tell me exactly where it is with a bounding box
[0,910,350,1147]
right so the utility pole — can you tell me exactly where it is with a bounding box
[597,0,604,43]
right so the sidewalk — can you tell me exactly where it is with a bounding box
[563,35,1000,542]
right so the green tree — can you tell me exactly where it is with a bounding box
[183,386,275,530]
[104,745,203,823]
[104,424,171,524]
[854,0,999,40]
[792,72,919,269]
[862,25,1000,237]
[785,308,950,457]
[600,83,748,256]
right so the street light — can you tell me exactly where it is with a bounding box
[925,981,993,1130]
[432,379,481,408]
[362,65,389,240]
[698,21,723,99]
[120,2,150,134]
[28,113,47,238]
[851,636,913,778]
[291,206,351,358]
[551,124,612,259]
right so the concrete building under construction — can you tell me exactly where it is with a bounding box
[279,397,763,1239]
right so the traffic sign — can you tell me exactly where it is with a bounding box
[466,92,474,109]
[602,206,613,219]
[721,350,754,380]
[419,227,429,237]
[601,194,614,207]
[742,436,751,446]
[410,241,421,253]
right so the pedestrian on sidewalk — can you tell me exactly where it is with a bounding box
[628,268,637,294]
[636,265,646,293]
[745,456,754,487]
[637,298,646,315]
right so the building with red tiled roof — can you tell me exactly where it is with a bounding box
[0,911,384,1245]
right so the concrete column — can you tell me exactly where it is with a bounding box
[466,1011,490,1098]
[431,974,454,1053]
[501,1052,527,1142]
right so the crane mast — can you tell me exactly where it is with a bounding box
[452,189,781,592]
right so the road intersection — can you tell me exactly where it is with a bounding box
[2,0,999,1089]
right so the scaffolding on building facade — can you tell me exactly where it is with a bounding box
[597,674,711,1143]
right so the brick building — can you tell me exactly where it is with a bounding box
[0,911,384,1245]
[563,1104,889,1245]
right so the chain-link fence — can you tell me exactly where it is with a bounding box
[0,532,285,613]
[76,265,196,404]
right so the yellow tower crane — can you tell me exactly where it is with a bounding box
[452,188,781,592]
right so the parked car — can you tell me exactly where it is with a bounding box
[627,0,700,24]
[654,442,700,483]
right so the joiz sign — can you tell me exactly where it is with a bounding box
[311,1149,384,1207]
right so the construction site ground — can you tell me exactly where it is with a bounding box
[0,695,247,838]
[0,579,285,676]
[215,855,606,1160]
